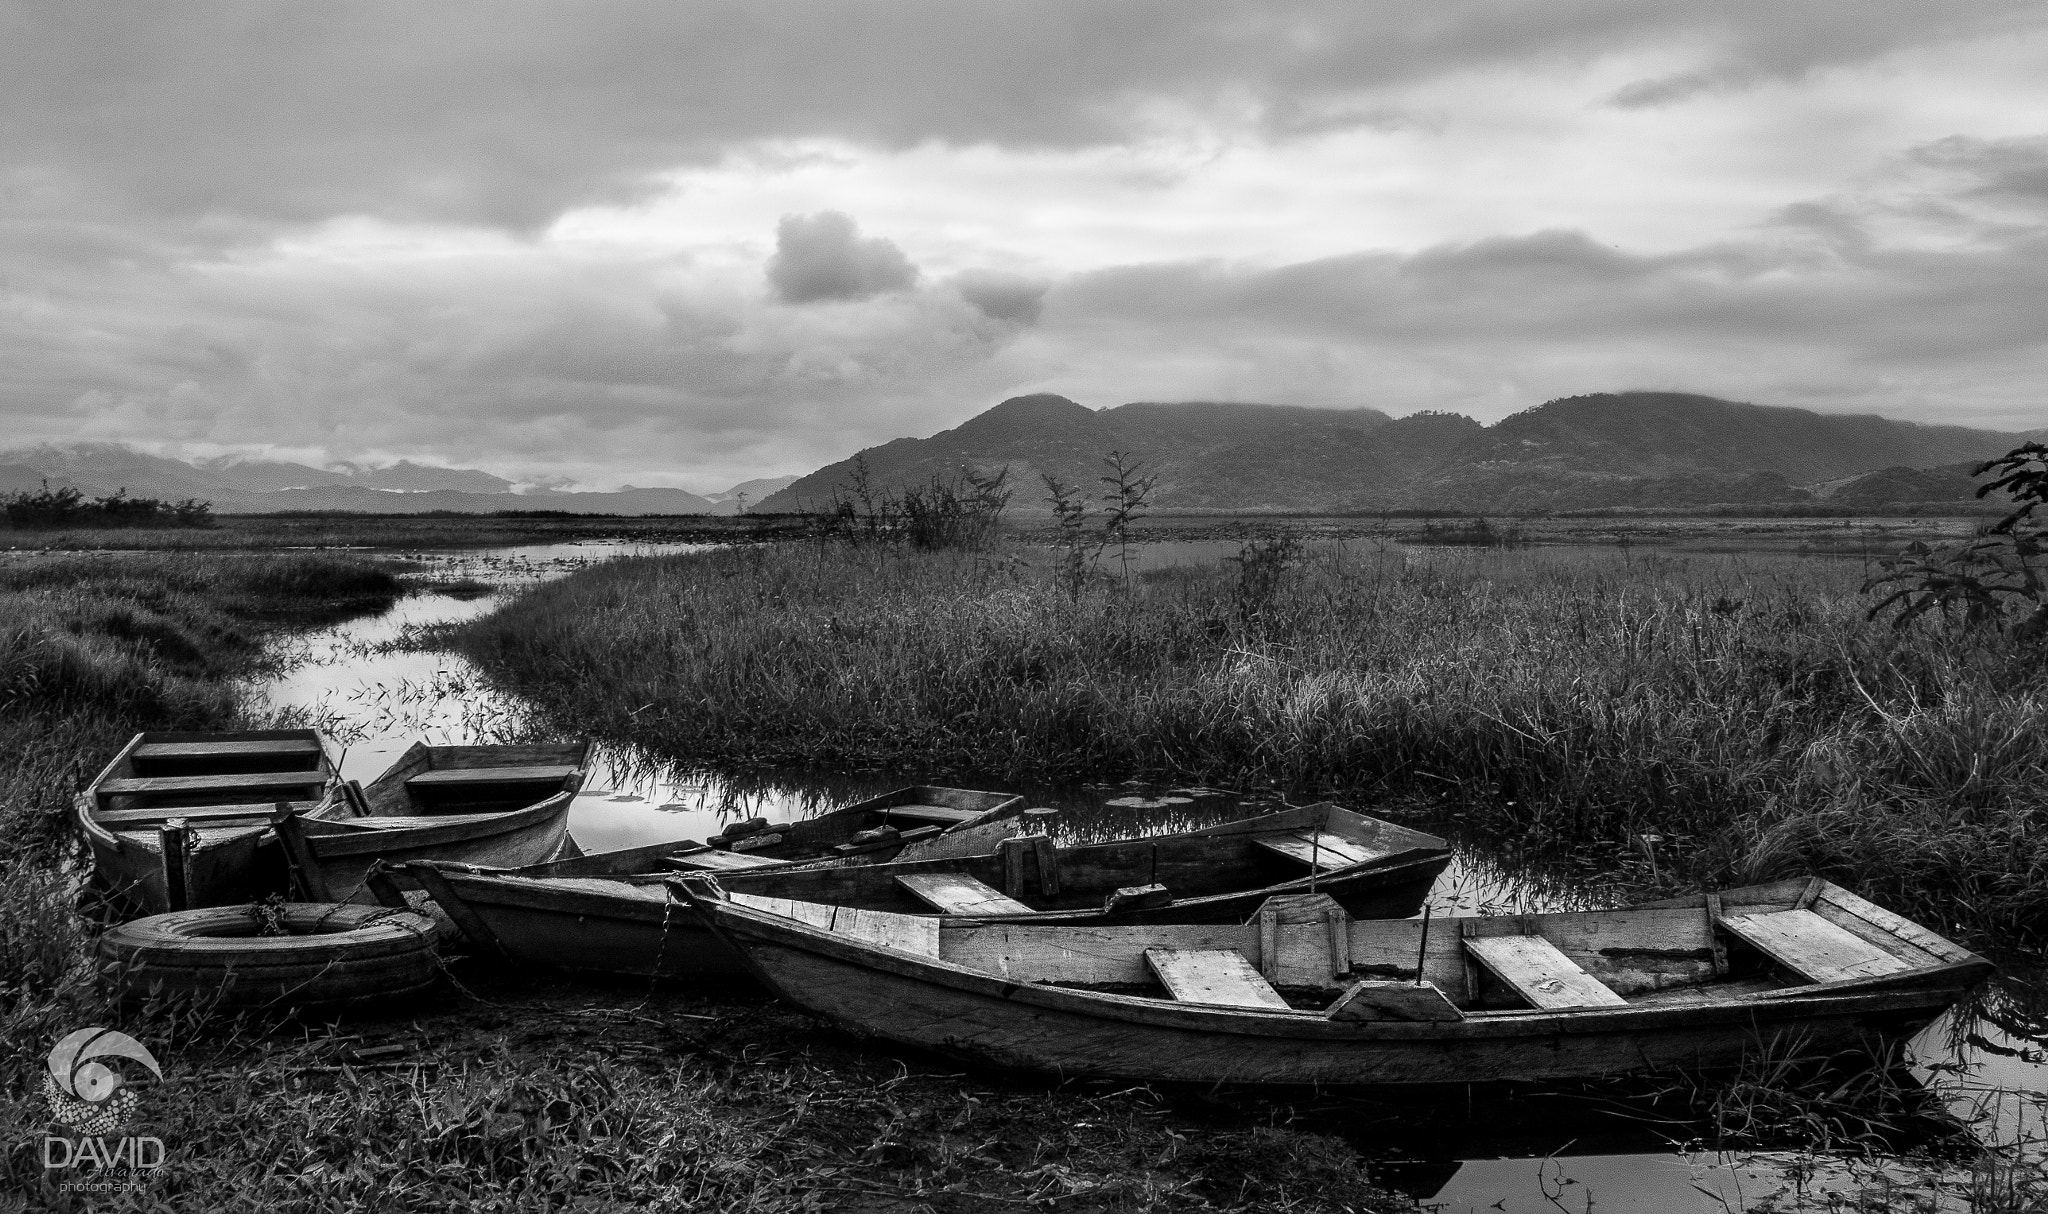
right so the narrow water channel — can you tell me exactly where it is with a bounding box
[246,537,2047,1212]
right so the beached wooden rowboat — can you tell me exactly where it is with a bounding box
[76,730,343,914]
[279,741,590,903]
[699,785,1029,864]
[396,803,1451,978]
[675,875,1992,1085]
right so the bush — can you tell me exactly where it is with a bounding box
[2,482,214,530]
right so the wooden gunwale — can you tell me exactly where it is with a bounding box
[300,791,575,858]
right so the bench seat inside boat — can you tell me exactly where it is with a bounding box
[405,764,579,788]
[879,804,983,827]
[1464,934,1628,1010]
[666,849,792,872]
[96,770,329,803]
[1252,830,1391,871]
[93,801,309,827]
[896,873,1035,915]
[1144,948,1291,1010]
[1716,909,1911,985]
[131,738,322,763]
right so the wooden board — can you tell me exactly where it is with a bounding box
[665,849,791,872]
[1143,948,1292,1011]
[406,764,579,787]
[93,802,301,827]
[1253,831,1390,871]
[896,873,1034,916]
[132,739,322,762]
[1718,909,1912,985]
[881,804,983,826]
[96,770,329,802]
[729,894,940,956]
[1465,935,1627,1010]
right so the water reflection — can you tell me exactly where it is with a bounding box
[250,534,2045,1213]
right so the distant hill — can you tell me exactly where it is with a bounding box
[703,475,801,507]
[758,391,2029,515]
[0,444,727,515]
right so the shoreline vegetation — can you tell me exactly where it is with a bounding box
[458,537,2047,952]
[0,510,817,552]
[0,546,1413,1212]
[4,514,2044,1209]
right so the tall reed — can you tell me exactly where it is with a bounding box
[459,541,2048,946]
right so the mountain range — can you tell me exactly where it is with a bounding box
[758,392,2029,515]
[3,391,2025,518]
[0,443,795,516]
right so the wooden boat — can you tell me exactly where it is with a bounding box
[76,730,343,914]
[675,875,1993,1086]
[277,741,591,903]
[695,785,1029,864]
[394,803,1451,979]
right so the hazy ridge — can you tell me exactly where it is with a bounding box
[759,391,2023,515]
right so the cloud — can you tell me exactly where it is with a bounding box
[951,270,1049,324]
[2,2,2035,233]
[766,212,919,304]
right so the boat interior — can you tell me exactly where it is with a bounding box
[314,741,590,825]
[84,729,340,842]
[717,876,1991,1020]
[467,803,1448,918]
[704,785,1028,861]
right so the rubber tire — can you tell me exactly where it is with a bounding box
[99,903,440,1010]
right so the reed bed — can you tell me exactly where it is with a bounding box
[458,540,2048,948]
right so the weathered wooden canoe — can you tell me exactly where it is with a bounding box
[398,803,1451,978]
[700,785,1030,864]
[76,730,343,914]
[676,876,1993,1086]
[281,741,590,903]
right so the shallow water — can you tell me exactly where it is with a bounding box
[248,535,2047,1211]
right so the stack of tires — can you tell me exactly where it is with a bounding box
[99,903,440,1009]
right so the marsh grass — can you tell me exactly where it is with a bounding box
[460,540,2047,947]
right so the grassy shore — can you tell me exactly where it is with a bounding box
[458,539,2047,949]
[0,548,1410,1212]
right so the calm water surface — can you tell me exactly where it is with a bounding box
[246,536,2046,1212]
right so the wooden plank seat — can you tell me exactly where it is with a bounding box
[405,764,579,788]
[93,801,310,827]
[895,873,1035,916]
[1717,909,1911,985]
[879,804,983,827]
[1144,948,1292,1011]
[664,849,792,872]
[1253,830,1391,871]
[95,770,329,804]
[1465,935,1627,1010]
[131,739,322,763]
[729,894,940,956]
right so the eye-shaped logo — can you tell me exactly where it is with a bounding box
[43,1027,161,1135]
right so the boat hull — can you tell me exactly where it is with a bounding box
[411,803,1451,978]
[301,793,576,903]
[77,729,339,915]
[687,887,1985,1087]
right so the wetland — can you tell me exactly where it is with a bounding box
[4,512,2044,1211]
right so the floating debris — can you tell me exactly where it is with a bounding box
[1103,795,1195,810]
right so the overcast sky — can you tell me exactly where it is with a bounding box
[4,2,2046,491]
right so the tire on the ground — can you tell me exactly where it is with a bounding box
[99,903,441,1009]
